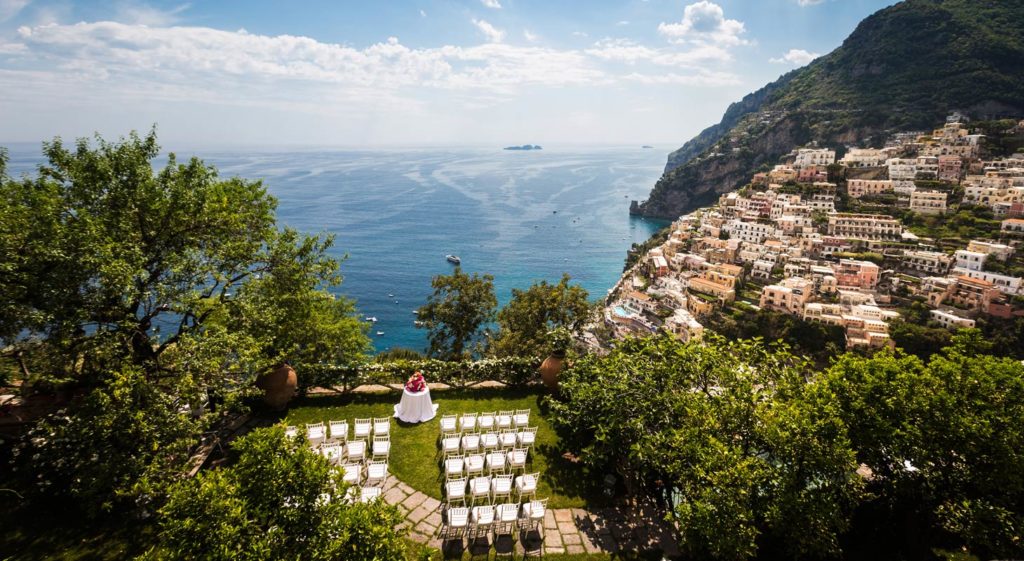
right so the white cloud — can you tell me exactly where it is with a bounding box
[586,38,731,66]
[0,0,30,22]
[657,1,747,47]
[796,0,824,5]
[571,31,588,38]
[115,2,190,26]
[770,48,820,66]
[420,9,426,17]
[472,18,505,43]
[615,20,629,26]
[523,29,538,42]
[480,0,502,8]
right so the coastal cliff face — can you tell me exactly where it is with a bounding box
[634,0,1024,220]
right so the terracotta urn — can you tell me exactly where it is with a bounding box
[257,363,298,410]
[539,350,566,392]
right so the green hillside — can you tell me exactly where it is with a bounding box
[635,0,1024,219]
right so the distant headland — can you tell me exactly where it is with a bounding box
[504,144,543,151]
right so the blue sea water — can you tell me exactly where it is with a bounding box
[4,145,669,353]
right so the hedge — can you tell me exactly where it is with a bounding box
[295,357,541,393]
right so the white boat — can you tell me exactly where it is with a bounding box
[365,316,377,322]
[446,254,461,265]
[376,331,385,336]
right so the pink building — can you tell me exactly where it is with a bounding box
[938,155,963,182]
[833,259,880,289]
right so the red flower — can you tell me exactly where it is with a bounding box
[405,371,426,392]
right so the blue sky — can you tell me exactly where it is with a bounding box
[0,0,898,147]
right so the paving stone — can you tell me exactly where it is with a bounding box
[383,486,407,504]
[422,497,441,511]
[408,531,430,544]
[543,510,558,530]
[554,509,573,523]
[579,530,600,554]
[566,544,585,554]
[543,530,563,547]
[557,522,577,535]
[401,492,425,511]
[423,512,443,529]
[562,533,582,546]
[544,546,565,554]
[588,511,613,535]
[408,505,431,524]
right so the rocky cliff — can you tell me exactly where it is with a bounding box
[633,0,1024,220]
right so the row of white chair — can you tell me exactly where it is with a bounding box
[440,410,530,434]
[318,435,391,464]
[445,472,538,506]
[440,429,537,457]
[336,459,389,488]
[443,448,529,480]
[442,498,548,540]
[286,417,391,447]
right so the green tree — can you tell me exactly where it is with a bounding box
[823,331,1024,559]
[489,274,591,358]
[547,334,862,560]
[143,426,406,561]
[415,267,496,360]
[1,131,368,511]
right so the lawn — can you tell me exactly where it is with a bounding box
[283,387,606,510]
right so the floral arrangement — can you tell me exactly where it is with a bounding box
[405,371,427,392]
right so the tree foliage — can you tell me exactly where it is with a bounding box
[415,267,496,360]
[1,131,369,511]
[489,274,591,359]
[143,426,406,561]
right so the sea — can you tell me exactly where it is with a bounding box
[4,145,670,353]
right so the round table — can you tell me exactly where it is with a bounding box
[393,387,438,423]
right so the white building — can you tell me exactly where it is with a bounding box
[725,220,777,244]
[954,250,987,272]
[909,190,947,215]
[793,148,836,168]
[930,310,976,330]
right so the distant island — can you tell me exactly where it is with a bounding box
[504,144,542,151]
[641,145,654,149]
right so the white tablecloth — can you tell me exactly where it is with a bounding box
[393,387,438,423]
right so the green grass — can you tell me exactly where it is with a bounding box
[283,387,606,510]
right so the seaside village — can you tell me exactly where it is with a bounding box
[602,115,1024,350]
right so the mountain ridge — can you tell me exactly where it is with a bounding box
[634,0,1024,220]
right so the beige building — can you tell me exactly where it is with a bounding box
[909,190,947,215]
[903,250,952,275]
[847,179,894,199]
[827,213,903,240]
[759,277,813,314]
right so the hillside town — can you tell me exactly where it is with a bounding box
[599,115,1024,351]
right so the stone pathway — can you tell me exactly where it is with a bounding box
[381,475,681,557]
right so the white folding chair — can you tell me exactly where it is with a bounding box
[353,418,372,440]
[341,462,361,486]
[321,443,344,465]
[481,431,499,453]
[517,426,538,448]
[446,477,468,506]
[372,435,391,460]
[346,439,366,464]
[471,504,496,538]
[465,452,485,478]
[328,420,348,444]
[508,447,528,474]
[439,414,458,435]
[459,412,478,432]
[496,410,514,430]
[469,475,491,506]
[445,506,470,539]
[306,422,326,448]
[445,454,465,480]
[498,428,518,450]
[513,409,530,428]
[461,432,481,454]
[365,460,388,487]
[441,432,462,457]
[495,502,519,535]
[515,472,539,502]
[284,425,298,439]
[359,486,382,503]
[491,474,513,503]
[477,411,496,432]
[372,417,390,437]
[486,450,507,475]
[520,498,547,532]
